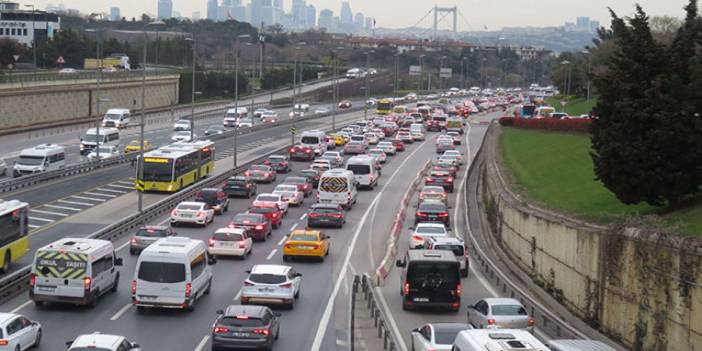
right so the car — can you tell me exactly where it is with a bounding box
[228,213,272,241]
[211,305,281,351]
[241,264,302,308]
[253,108,269,119]
[262,115,279,124]
[376,141,396,155]
[435,139,454,153]
[261,110,278,120]
[371,127,385,139]
[223,176,257,198]
[253,193,289,214]
[170,201,214,227]
[59,68,77,74]
[67,334,139,351]
[273,184,304,207]
[0,313,42,350]
[439,154,461,168]
[467,298,535,331]
[321,151,344,167]
[368,148,387,163]
[425,170,455,192]
[315,107,330,115]
[432,161,458,177]
[410,323,473,351]
[298,169,320,188]
[173,119,192,131]
[310,159,332,173]
[172,131,196,142]
[364,132,379,145]
[204,125,226,136]
[129,225,176,255]
[410,130,426,141]
[124,140,154,154]
[307,203,345,228]
[237,117,254,128]
[442,150,463,165]
[330,133,347,146]
[87,145,120,160]
[397,131,413,143]
[427,236,469,277]
[208,227,252,258]
[344,141,366,155]
[338,100,352,109]
[419,186,449,206]
[245,165,277,183]
[288,144,315,161]
[282,176,314,197]
[194,188,230,215]
[282,229,330,262]
[392,139,405,152]
[102,66,118,73]
[395,249,461,311]
[263,155,291,173]
[409,222,449,249]
[248,205,283,229]
[415,200,450,226]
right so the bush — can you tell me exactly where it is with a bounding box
[498,117,515,126]
[500,117,592,133]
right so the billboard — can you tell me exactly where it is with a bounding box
[440,68,453,78]
[409,65,422,76]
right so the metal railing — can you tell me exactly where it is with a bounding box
[0,69,178,84]
[353,274,402,351]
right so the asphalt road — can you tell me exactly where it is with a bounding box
[0,119,444,351]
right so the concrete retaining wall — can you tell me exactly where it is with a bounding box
[0,75,179,130]
[480,125,702,351]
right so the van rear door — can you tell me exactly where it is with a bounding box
[406,261,460,304]
[33,250,89,298]
[318,176,351,204]
[135,259,188,307]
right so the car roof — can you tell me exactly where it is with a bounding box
[416,222,447,229]
[250,264,291,275]
[224,305,268,318]
[482,297,523,306]
[406,249,456,262]
[0,313,19,324]
[214,227,247,235]
[178,201,205,206]
[71,334,124,348]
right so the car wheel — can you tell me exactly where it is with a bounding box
[110,273,120,293]
[275,326,280,340]
[33,301,45,308]
[283,255,289,262]
[461,268,469,278]
[129,248,137,255]
[224,204,229,212]
[294,288,300,299]
[87,291,98,309]
[34,328,42,347]
[402,300,412,311]
[411,340,415,351]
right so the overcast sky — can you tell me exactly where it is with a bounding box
[26,0,689,30]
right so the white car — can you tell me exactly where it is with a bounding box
[273,184,304,206]
[87,146,120,160]
[208,227,252,258]
[173,119,192,131]
[237,118,254,128]
[371,128,385,140]
[294,103,310,112]
[364,133,379,145]
[368,148,387,163]
[376,142,396,155]
[321,151,344,167]
[0,313,42,350]
[409,222,449,249]
[171,131,196,142]
[314,107,330,115]
[253,193,289,213]
[58,68,77,74]
[170,201,214,227]
[67,334,140,351]
[410,131,426,141]
[411,323,473,351]
[261,111,278,120]
[241,264,302,308]
[442,150,463,165]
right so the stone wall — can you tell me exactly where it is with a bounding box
[479,125,702,351]
[0,75,179,130]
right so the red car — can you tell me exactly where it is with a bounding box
[338,100,352,109]
[425,170,455,192]
[228,213,272,241]
[392,139,405,152]
[248,205,283,229]
[289,144,315,161]
[282,176,314,197]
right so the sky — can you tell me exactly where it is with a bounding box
[24,0,690,30]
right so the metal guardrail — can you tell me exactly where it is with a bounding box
[353,273,402,351]
[0,69,178,84]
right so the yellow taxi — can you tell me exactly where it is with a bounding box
[124,140,154,154]
[330,133,346,146]
[282,229,330,261]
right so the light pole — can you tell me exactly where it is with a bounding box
[439,55,447,91]
[393,53,400,100]
[363,50,374,121]
[85,23,104,160]
[418,54,425,92]
[461,57,467,89]
[291,43,306,144]
[233,34,250,168]
[331,47,344,131]
[186,36,197,140]
[560,60,570,99]
[582,51,591,102]
[24,5,36,68]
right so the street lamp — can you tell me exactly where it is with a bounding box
[560,60,571,99]
[24,5,36,68]
[363,50,374,121]
[291,42,306,145]
[233,34,251,168]
[439,55,447,91]
[393,53,400,100]
[85,23,105,160]
[418,54,425,92]
[331,47,344,131]
[582,51,591,102]
[461,57,468,90]
[185,36,197,141]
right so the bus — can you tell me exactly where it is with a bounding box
[136,141,215,192]
[376,99,393,115]
[0,199,29,273]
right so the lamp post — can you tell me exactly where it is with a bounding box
[331,47,344,131]
[582,51,591,102]
[85,23,104,160]
[233,34,251,168]
[560,60,570,99]
[24,5,36,68]
[418,54,425,93]
[363,50,374,121]
[461,57,467,89]
[439,55,447,91]
[393,53,400,100]
[291,43,306,145]
[185,37,197,140]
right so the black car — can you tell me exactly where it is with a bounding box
[414,201,450,226]
[298,169,320,188]
[282,176,314,197]
[212,305,281,351]
[195,188,230,215]
[223,176,257,198]
[425,170,455,192]
[204,125,226,136]
[396,250,461,311]
[307,203,346,228]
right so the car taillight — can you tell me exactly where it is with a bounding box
[272,213,278,218]
[438,213,449,217]
[29,273,36,287]
[528,317,536,327]
[131,237,137,243]
[456,283,462,295]
[244,171,251,176]
[239,241,246,248]
[264,172,271,177]
[83,277,92,290]
[331,214,343,218]
[303,184,309,189]
[171,209,177,216]
[132,280,137,294]
[305,149,312,153]
[264,160,271,165]
[244,280,254,286]
[0,340,8,346]
[208,239,215,247]
[255,225,263,230]
[214,326,230,334]
[253,329,271,336]
[280,282,293,288]
[403,282,410,295]
[416,211,426,217]
[185,283,192,298]
[425,177,433,182]
[309,213,320,217]
[487,319,496,325]
[227,223,235,228]
[412,235,424,242]
[447,177,454,182]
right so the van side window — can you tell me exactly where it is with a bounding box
[49,152,65,163]
[92,254,114,277]
[190,252,206,279]
[108,133,119,142]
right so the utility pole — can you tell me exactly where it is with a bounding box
[186,37,197,141]
[363,50,373,121]
[461,57,467,89]
[393,53,399,99]
[25,5,36,68]
[418,55,425,93]
[233,34,250,168]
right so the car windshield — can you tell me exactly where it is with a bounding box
[291,234,319,241]
[251,165,268,171]
[196,191,218,202]
[434,327,468,344]
[312,207,340,214]
[138,261,186,283]
[227,179,247,185]
[82,134,104,143]
[248,273,286,284]
[16,155,45,166]
[177,204,202,211]
[95,147,113,153]
[434,244,464,256]
[257,195,279,202]
[419,203,446,212]
[269,156,285,162]
[220,317,264,328]
[235,214,261,223]
[105,113,121,120]
[136,228,168,237]
[175,131,190,137]
[213,232,244,241]
[249,207,275,214]
[422,186,445,193]
[301,136,320,144]
[491,304,528,316]
[347,164,370,175]
[275,185,297,192]
[416,226,447,235]
[284,177,306,184]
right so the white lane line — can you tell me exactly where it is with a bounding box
[29,216,54,223]
[31,209,69,217]
[96,188,127,194]
[289,223,298,231]
[105,184,135,190]
[110,303,132,321]
[28,224,40,228]
[57,199,94,206]
[233,287,243,301]
[84,192,117,198]
[277,236,287,246]
[367,199,380,269]
[72,195,106,202]
[193,335,210,351]
[299,213,307,220]
[116,240,130,252]
[117,180,135,185]
[311,138,431,351]
[266,249,278,260]
[10,300,32,313]
[158,217,170,225]
[44,204,81,212]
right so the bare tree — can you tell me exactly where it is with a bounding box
[650,15,682,44]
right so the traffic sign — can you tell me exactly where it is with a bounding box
[12,55,20,62]
[440,68,453,78]
[409,65,421,76]
[136,180,145,192]
[56,56,65,64]
[291,127,297,135]
[560,100,567,107]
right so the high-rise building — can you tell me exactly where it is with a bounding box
[274,0,283,10]
[590,20,600,32]
[157,0,173,19]
[354,12,364,30]
[365,16,372,31]
[292,0,307,28]
[340,1,352,25]
[306,4,316,29]
[260,0,274,26]
[207,0,219,20]
[109,6,120,21]
[318,8,333,30]
[576,16,590,30]
[332,16,341,32]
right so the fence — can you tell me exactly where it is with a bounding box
[351,274,402,351]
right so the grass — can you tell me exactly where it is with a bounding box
[499,127,702,237]
[545,96,597,116]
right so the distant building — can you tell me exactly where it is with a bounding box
[590,20,600,31]
[292,0,306,28]
[192,11,201,20]
[354,12,364,31]
[251,0,274,27]
[109,7,120,21]
[340,1,352,25]
[0,2,61,47]
[207,0,218,20]
[157,0,173,19]
[306,4,316,29]
[332,16,341,32]
[514,46,550,61]
[576,16,590,30]
[365,16,372,31]
[318,8,333,30]
[172,10,181,18]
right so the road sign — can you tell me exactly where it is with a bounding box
[136,180,145,192]
[12,55,20,62]
[291,127,297,135]
[56,56,65,64]
[440,68,453,78]
[560,100,567,107]
[409,65,421,76]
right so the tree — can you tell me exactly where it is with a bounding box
[650,15,682,44]
[0,38,28,67]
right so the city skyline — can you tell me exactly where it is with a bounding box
[22,0,687,30]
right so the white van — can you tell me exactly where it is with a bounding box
[223,107,248,127]
[410,123,426,134]
[453,329,548,351]
[13,144,66,177]
[317,169,357,209]
[300,130,329,155]
[132,237,215,311]
[346,68,362,79]
[29,238,123,307]
[102,108,131,129]
[80,128,120,155]
[345,155,379,190]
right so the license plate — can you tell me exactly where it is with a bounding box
[321,200,331,203]
[220,242,235,246]
[38,287,54,292]
[413,297,429,302]
[233,332,250,337]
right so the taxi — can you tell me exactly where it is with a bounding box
[330,133,347,146]
[282,229,330,262]
[124,139,154,153]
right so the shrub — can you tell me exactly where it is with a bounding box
[498,117,515,126]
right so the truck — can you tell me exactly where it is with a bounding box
[84,55,130,70]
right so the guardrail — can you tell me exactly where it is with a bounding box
[353,273,402,351]
[0,69,177,85]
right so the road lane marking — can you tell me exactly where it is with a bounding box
[193,335,210,351]
[97,187,127,194]
[72,195,106,202]
[233,287,243,301]
[10,300,32,313]
[311,137,431,351]
[107,184,135,189]
[44,204,81,211]
[289,223,298,231]
[28,224,40,228]
[31,209,69,217]
[117,180,135,185]
[367,200,380,269]
[299,213,307,220]
[29,216,54,223]
[116,240,130,251]
[266,249,278,260]
[277,236,287,246]
[110,303,132,321]
[84,191,117,198]
[57,199,94,206]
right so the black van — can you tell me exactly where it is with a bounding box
[396,250,461,311]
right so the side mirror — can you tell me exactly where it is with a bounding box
[448,227,453,231]
[408,226,415,230]
[208,256,217,265]
[273,312,282,317]
[395,259,405,267]
[114,257,124,266]
[411,327,420,333]
[245,270,251,274]
[66,341,74,348]
[130,344,140,349]
[293,272,303,277]
[216,309,224,315]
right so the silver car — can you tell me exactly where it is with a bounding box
[377,141,396,155]
[467,297,535,331]
[241,264,302,308]
[344,141,366,155]
[410,323,472,351]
